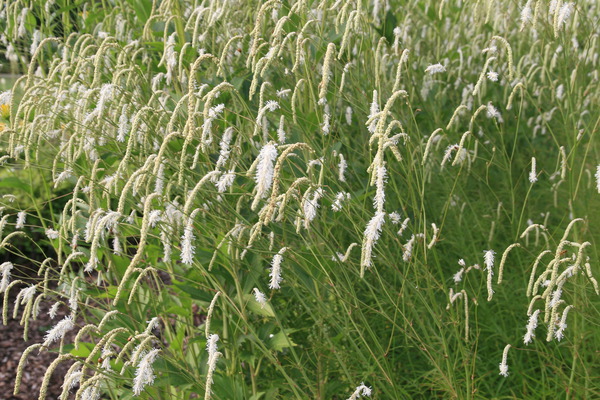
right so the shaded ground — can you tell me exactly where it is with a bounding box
[0,288,73,400]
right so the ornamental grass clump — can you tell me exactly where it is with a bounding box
[0,0,599,399]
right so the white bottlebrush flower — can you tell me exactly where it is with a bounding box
[253,288,267,308]
[441,145,457,167]
[397,217,410,236]
[53,169,73,188]
[113,236,122,255]
[264,100,280,112]
[321,110,331,135]
[216,127,234,168]
[555,305,573,341]
[181,228,195,265]
[81,384,101,400]
[19,285,37,303]
[16,211,26,229]
[148,210,162,228]
[425,63,446,75]
[557,3,574,28]
[388,212,401,224]
[595,165,600,193]
[96,83,114,118]
[202,119,215,147]
[269,247,287,289]
[482,43,498,54]
[541,279,551,288]
[453,147,468,166]
[373,164,387,211]
[367,90,379,134]
[486,102,502,122]
[43,315,74,347]
[69,288,79,313]
[549,288,562,307]
[164,34,178,84]
[453,267,465,283]
[524,309,540,345]
[520,0,533,26]
[338,153,347,182]
[402,234,417,262]
[499,344,511,377]
[255,102,280,134]
[215,170,236,193]
[0,261,14,293]
[484,249,495,300]
[307,158,323,170]
[85,257,99,273]
[117,105,130,142]
[101,355,112,371]
[361,211,386,268]
[64,370,82,392]
[133,348,160,396]
[205,333,222,399]
[0,215,6,237]
[277,115,286,144]
[206,334,219,360]
[529,157,538,183]
[48,302,60,319]
[154,162,165,195]
[549,0,560,15]
[556,84,565,100]
[208,103,225,119]
[483,250,495,272]
[302,187,324,228]
[254,143,278,201]
[0,90,12,105]
[181,210,199,265]
[486,71,499,81]
[345,106,353,125]
[571,36,579,50]
[17,8,28,37]
[145,317,160,334]
[276,88,291,98]
[6,43,18,63]
[331,192,350,212]
[332,252,345,262]
[347,382,372,400]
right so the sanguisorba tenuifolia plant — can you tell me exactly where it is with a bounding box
[1,0,599,398]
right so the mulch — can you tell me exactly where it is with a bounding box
[0,288,74,400]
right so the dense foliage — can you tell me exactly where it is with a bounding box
[1,0,599,399]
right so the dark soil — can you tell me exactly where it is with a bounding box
[0,286,74,400]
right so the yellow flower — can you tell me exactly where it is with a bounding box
[0,103,9,120]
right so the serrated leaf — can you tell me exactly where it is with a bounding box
[244,293,275,317]
[268,330,297,352]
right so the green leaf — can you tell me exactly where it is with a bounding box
[165,305,189,317]
[65,342,94,358]
[268,330,297,352]
[123,0,153,22]
[0,176,31,192]
[382,11,398,43]
[244,294,275,317]
[174,283,212,302]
